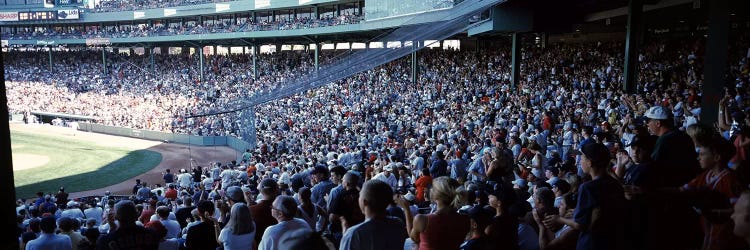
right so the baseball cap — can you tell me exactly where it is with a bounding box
[644,106,670,120]
[511,179,528,189]
[383,164,394,172]
[260,178,279,190]
[463,205,494,222]
[573,143,612,165]
[627,135,657,152]
[225,186,244,202]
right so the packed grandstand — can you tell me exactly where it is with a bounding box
[7,0,750,249]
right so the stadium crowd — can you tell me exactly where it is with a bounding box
[11,34,750,250]
[2,13,363,40]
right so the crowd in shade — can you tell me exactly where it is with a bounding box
[12,33,750,250]
[2,13,363,40]
[89,0,233,13]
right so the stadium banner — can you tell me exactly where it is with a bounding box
[255,0,270,9]
[164,8,176,17]
[36,40,55,45]
[57,0,84,5]
[18,11,58,21]
[215,3,230,12]
[57,9,79,20]
[1,40,8,47]
[0,12,18,21]
[133,11,145,19]
[85,38,111,46]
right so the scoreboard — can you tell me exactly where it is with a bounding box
[18,11,58,21]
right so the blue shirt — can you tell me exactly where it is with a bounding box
[450,158,468,180]
[311,180,336,209]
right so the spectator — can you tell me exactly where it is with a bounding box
[217,203,256,250]
[403,176,470,249]
[549,143,625,250]
[25,216,72,250]
[258,195,313,250]
[183,200,219,249]
[342,179,408,250]
[97,200,159,249]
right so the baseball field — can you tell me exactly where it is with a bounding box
[10,123,239,200]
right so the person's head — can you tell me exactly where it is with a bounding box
[464,205,494,235]
[226,186,246,204]
[420,167,430,177]
[36,216,56,235]
[359,179,394,218]
[534,187,555,210]
[145,220,168,240]
[298,187,312,203]
[686,123,713,148]
[342,172,359,190]
[57,216,76,232]
[558,192,577,216]
[330,166,347,184]
[156,206,170,219]
[271,195,298,222]
[545,167,559,179]
[197,200,215,219]
[115,200,139,225]
[698,135,735,170]
[628,134,657,164]
[577,143,611,176]
[226,203,254,235]
[644,106,674,136]
[259,178,279,199]
[430,176,463,209]
[487,182,518,212]
[551,180,571,196]
[311,166,329,184]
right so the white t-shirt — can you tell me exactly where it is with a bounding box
[258,218,312,250]
[219,226,256,250]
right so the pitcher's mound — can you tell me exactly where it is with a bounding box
[12,154,50,171]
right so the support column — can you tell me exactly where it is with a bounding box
[102,47,107,74]
[700,0,729,125]
[48,47,53,71]
[510,33,521,91]
[623,0,643,94]
[540,33,548,49]
[252,45,258,80]
[149,47,155,74]
[314,43,319,72]
[411,41,418,84]
[198,46,204,83]
[0,42,21,250]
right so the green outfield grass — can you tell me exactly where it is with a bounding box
[11,130,162,199]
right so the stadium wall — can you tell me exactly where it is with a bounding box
[75,122,251,152]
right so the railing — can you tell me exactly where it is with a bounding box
[76,122,252,152]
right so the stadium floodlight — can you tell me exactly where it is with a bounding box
[193,0,508,148]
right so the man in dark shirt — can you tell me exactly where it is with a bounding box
[430,151,449,178]
[174,196,195,228]
[97,200,160,250]
[184,200,218,250]
[251,178,280,249]
[644,106,703,249]
[553,143,626,250]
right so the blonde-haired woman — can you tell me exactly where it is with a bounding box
[399,176,470,250]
